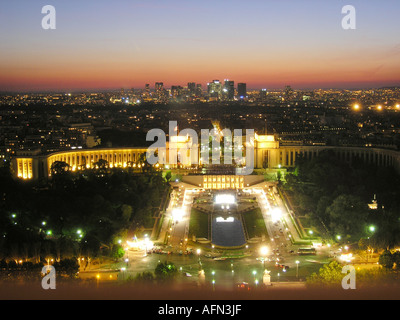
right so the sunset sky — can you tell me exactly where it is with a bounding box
[1,0,400,92]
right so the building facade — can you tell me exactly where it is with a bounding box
[11,135,400,180]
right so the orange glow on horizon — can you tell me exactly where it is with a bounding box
[1,49,399,91]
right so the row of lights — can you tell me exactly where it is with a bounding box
[11,214,85,239]
[353,104,400,111]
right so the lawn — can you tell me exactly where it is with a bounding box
[242,208,269,239]
[189,208,209,239]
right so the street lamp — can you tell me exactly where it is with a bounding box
[296,260,300,279]
[260,246,269,270]
[197,249,201,268]
[252,270,257,282]
[144,234,149,257]
[367,226,376,261]
[121,267,127,281]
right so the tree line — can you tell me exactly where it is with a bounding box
[284,150,400,248]
[0,161,168,266]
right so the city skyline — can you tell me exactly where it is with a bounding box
[0,79,399,95]
[1,0,400,92]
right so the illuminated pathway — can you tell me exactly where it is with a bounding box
[162,183,196,251]
[251,183,303,246]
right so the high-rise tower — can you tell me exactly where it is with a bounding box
[237,83,247,99]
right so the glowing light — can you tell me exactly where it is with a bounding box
[172,208,184,222]
[270,207,282,222]
[353,104,360,110]
[126,237,153,251]
[260,246,269,256]
[340,253,353,263]
[255,135,275,142]
[216,217,235,223]
[215,194,235,205]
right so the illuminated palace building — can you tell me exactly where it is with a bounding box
[12,134,400,181]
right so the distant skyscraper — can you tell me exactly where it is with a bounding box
[208,80,222,99]
[285,85,293,100]
[171,85,183,98]
[145,84,150,93]
[196,84,202,97]
[188,82,196,94]
[260,89,267,101]
[155,82,164,94]
[223,80,235,100]
[237,83,247,99]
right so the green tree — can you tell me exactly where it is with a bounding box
[53,258,80,278]
[165,171,172,183]
[138,153,152,173]
[307,261,343,287]
[326,194,367,240]
[393,251,400,271]
[94,159,109,175]
[50,161,70,176]
[379,250,394,270]
[111,244,125,260]
[121,204,132,224]
[134,271,155,285]
[276,170,282,182]
[154,261,178,283]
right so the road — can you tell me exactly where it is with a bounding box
[169,187,194,250]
